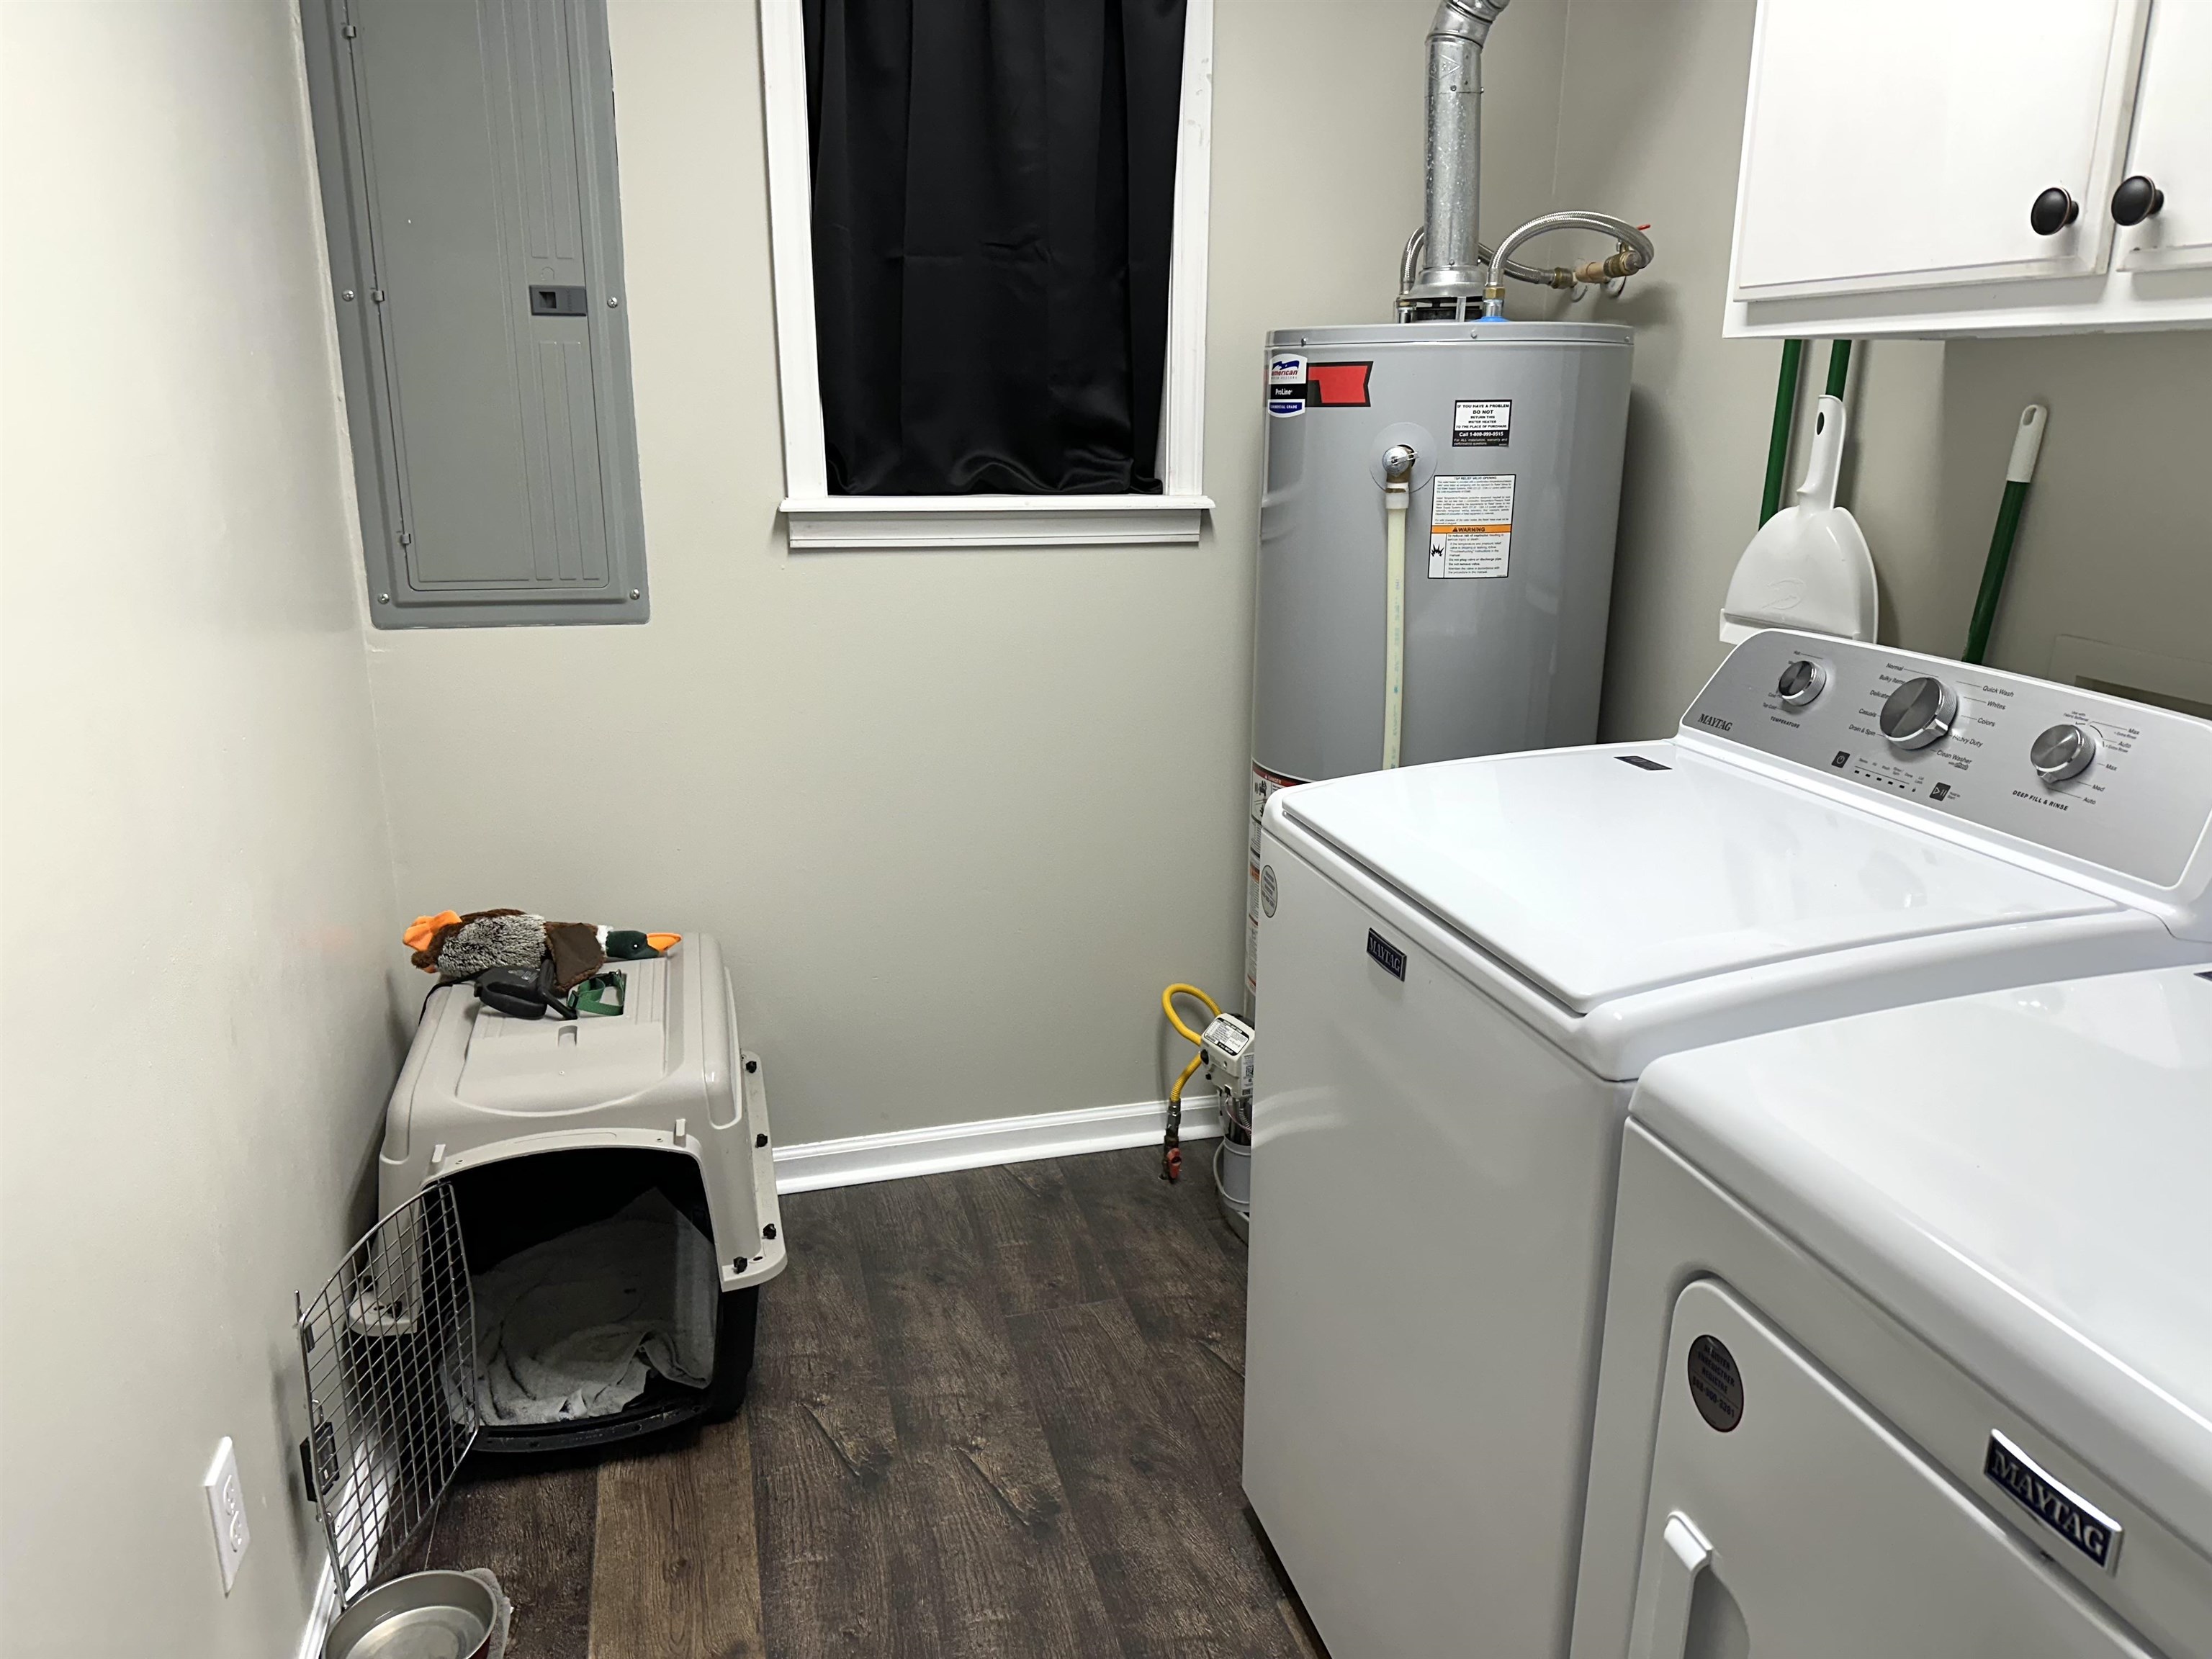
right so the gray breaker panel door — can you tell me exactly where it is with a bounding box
[302,0,647,626]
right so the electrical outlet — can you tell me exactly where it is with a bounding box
[202,1437,251,1593]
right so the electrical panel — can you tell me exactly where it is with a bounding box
[301,0,647,627]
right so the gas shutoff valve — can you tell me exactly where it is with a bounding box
[1199,1014,1257,1115]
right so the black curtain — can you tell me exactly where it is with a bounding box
[803,0,1187,495]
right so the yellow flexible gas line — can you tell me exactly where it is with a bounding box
[1170,1052,1204,1106]
[1159,982,1222,1183]
[1162,983,1219,1046]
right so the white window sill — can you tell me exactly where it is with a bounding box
[781,494,1213,550]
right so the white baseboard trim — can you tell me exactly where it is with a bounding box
[296,1554,339,1659]
[772,1092,1223,1194]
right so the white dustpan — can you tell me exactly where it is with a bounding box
[1719,395,1878,644]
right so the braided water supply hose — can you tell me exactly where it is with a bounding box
[1479,212,1655,319]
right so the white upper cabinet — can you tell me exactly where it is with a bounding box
[1734,0,2143,296]
[1726,0,2212,337]
[2116,0,2212,272]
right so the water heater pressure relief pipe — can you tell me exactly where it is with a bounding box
[1382,445,1416,769]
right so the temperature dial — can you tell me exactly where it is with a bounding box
[2031,722,2099,786]
[1776,658,1827,709]
[1879,676,1958,750]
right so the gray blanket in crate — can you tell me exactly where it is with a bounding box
[471,1190,716,1426]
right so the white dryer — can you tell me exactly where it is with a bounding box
[1570,965,2212,1659]
[1241,631,2212,1658]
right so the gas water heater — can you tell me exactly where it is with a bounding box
[1242,0,1652,1010]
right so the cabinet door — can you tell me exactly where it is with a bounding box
[1731,0,2149,300]
[1625,1282,2155,1659]
[2118,0,2212,271]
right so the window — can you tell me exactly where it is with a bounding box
[760,0,1213,549]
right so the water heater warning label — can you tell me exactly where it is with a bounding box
[1429,475,1514,579]
[1453,399,1511,446]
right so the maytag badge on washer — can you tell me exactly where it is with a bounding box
[1984,1430,2124,1573]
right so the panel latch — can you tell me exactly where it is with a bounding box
[528,284,588,317]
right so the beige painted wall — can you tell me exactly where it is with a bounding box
[0,5,400,1655]
[359,0,1575,1146]
[1552,0,2212,739]
[4,5,2203,1649]
[1932,329,2212,696]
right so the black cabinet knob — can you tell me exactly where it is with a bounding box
[2030,186,2080,236]
[2111,174,2164,226]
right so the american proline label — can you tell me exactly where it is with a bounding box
[1429,474,1514,579]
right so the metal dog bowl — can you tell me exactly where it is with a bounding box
[324,1570,497,1659]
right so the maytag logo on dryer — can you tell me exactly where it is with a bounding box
[1984,1431,2123,1573]
[1365,930,1408,981]
[1695,712,1734,732]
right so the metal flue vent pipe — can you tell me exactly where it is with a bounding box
[1414,0,1509,300]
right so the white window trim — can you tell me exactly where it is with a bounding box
[759,0,1214,550]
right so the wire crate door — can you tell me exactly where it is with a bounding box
[298,1180,480,1605]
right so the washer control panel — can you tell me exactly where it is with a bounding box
[1683,632,2212,889]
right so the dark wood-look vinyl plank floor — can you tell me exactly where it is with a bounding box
[421,1146,1318,1659]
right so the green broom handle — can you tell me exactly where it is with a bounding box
[1963,405,2048,665]
[1964,481,2028,666]
[1760,339,1805,525]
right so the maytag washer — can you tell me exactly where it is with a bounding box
[1241,629,2212,1658]
[1573,965,2211,1659]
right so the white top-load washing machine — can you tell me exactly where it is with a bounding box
[1571,965,2211,1659]
[1241,631,2212,1658]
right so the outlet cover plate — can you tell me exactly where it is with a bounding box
[203,1437,250,1593]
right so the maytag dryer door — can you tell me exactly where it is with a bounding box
[1626,1280,2156,1659]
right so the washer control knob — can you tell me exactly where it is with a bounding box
[2031,721,2099,785]
[1776,658,1827,709]
[1879,676,1958,750]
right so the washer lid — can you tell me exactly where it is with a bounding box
[1631,965,2212,1561]
[1280,743,2121,1013]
